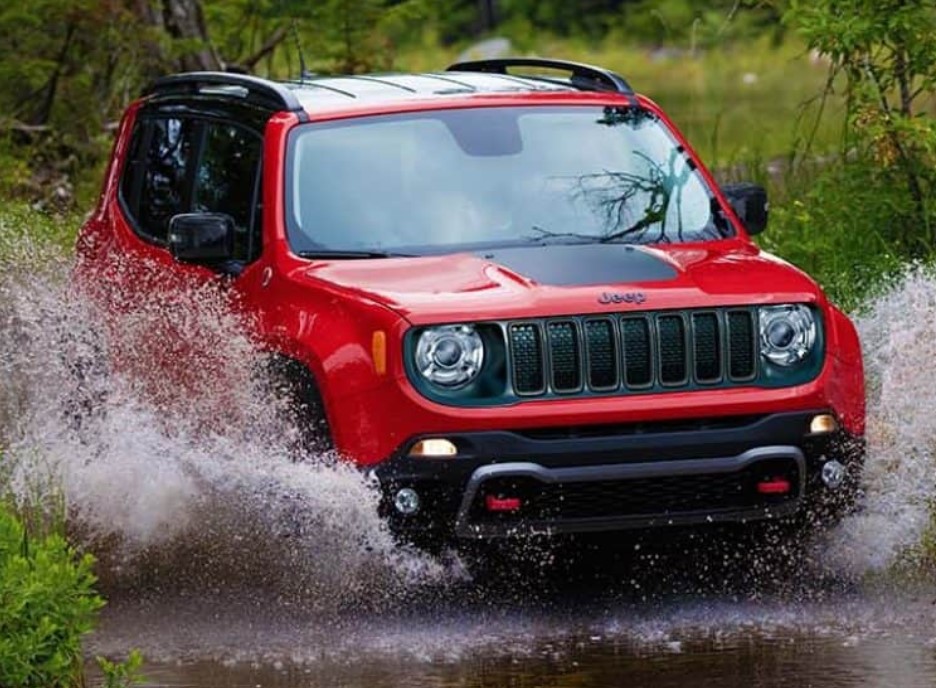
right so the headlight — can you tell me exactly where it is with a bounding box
[414,325,484,388]
[759,305,816,366]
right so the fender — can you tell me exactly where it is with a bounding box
[826,305,866,436]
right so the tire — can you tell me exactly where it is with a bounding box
[263,356,334,458]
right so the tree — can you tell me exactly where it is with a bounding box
[790,0,936,254]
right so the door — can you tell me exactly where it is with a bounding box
[102,109,265,414]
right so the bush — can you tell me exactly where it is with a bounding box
[0,504,104,688]
[760,162,906,312]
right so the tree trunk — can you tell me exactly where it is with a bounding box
[127,0,222,73]
[160,0,223,71]
[478,0,497,31]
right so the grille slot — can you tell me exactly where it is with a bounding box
[509,323,545,395]
[727,310,757,380]
[584,319,618,390]
[505,307,760,397]
[547,321,582,392]
[621,316,653,388]
[692,312,721,382]
[656,314,688,385]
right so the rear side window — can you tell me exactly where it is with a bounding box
[120,115,262,263]
[121,118,198,242]
[192,124,262,262]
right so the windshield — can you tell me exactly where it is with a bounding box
[286,106,733,255]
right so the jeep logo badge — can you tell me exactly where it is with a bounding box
[598,291,647,305]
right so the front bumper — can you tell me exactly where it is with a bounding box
[373,410,864,542]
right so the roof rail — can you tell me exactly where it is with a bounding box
[446,58,634,96]
[143,72,308,121]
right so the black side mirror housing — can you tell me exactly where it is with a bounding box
[168,213,235,263]
[721,183,769,235]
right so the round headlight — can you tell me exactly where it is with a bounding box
[759,305,816,366]
[415,325,484,388]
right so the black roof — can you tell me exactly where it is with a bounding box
[143,58,636,118]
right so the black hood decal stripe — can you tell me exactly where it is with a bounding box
[476,244,678,286]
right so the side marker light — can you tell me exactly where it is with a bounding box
[372,330,387,375]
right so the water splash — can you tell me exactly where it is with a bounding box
[824,266,936,574]
[0,229,450,608]
[3,222,936,599]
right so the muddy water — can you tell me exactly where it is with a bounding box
[87,582,936,687]
[2,233,936,687]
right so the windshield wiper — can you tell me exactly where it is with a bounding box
[296,249,414,259]
[525,225,636,246]
[524,226,598,246]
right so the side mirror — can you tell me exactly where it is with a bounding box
[721,183,769,235]
[168,213,235,263]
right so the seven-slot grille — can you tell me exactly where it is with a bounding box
[507,309,757,397]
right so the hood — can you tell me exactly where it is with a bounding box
[300,242,823,324]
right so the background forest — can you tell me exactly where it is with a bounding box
[2,4,936,684]
[2,0,936,308]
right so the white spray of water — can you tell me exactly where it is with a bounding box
[0,229,450,606]
[3,222,936,594]
[824,267,936,574]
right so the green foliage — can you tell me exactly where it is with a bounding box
[0,504,104,688]
[0,202,80,258]
[760,162,906,312]
[789,0,936,256]
[97,649,146,688]
[302,0,430,73]
[617,0,786,49]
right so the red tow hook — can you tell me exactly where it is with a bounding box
[485,495,523,512]
[756,478,792,495]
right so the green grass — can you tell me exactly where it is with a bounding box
[0,203,80,259]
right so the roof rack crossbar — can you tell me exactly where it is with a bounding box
[420,73,480,91]
[143,72,308,119]
[445,58,634,95]
[286,79,358,98]
[335,74,419,93]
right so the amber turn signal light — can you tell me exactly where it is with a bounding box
[372,330,387,375]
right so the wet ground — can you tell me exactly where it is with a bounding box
[83,533,936,688]
[87,578,936,688]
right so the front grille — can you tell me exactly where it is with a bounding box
[470,459,800,524]
[507,308,758,398]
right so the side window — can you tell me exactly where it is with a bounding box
[192,123,262,263]
[135,118,198,242]
[120,116,263,264]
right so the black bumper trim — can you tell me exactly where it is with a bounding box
[453,446,805,538]
[374,410,863,542]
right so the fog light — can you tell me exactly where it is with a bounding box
[393,488,421,515]
[821,460,846,489]
[810,414,839,435]
[408,438,457,458]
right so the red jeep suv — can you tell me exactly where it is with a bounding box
[76,59,865,546]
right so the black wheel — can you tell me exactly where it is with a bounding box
[263,356,333,458]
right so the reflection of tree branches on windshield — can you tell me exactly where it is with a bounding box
[573,147,692,244]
